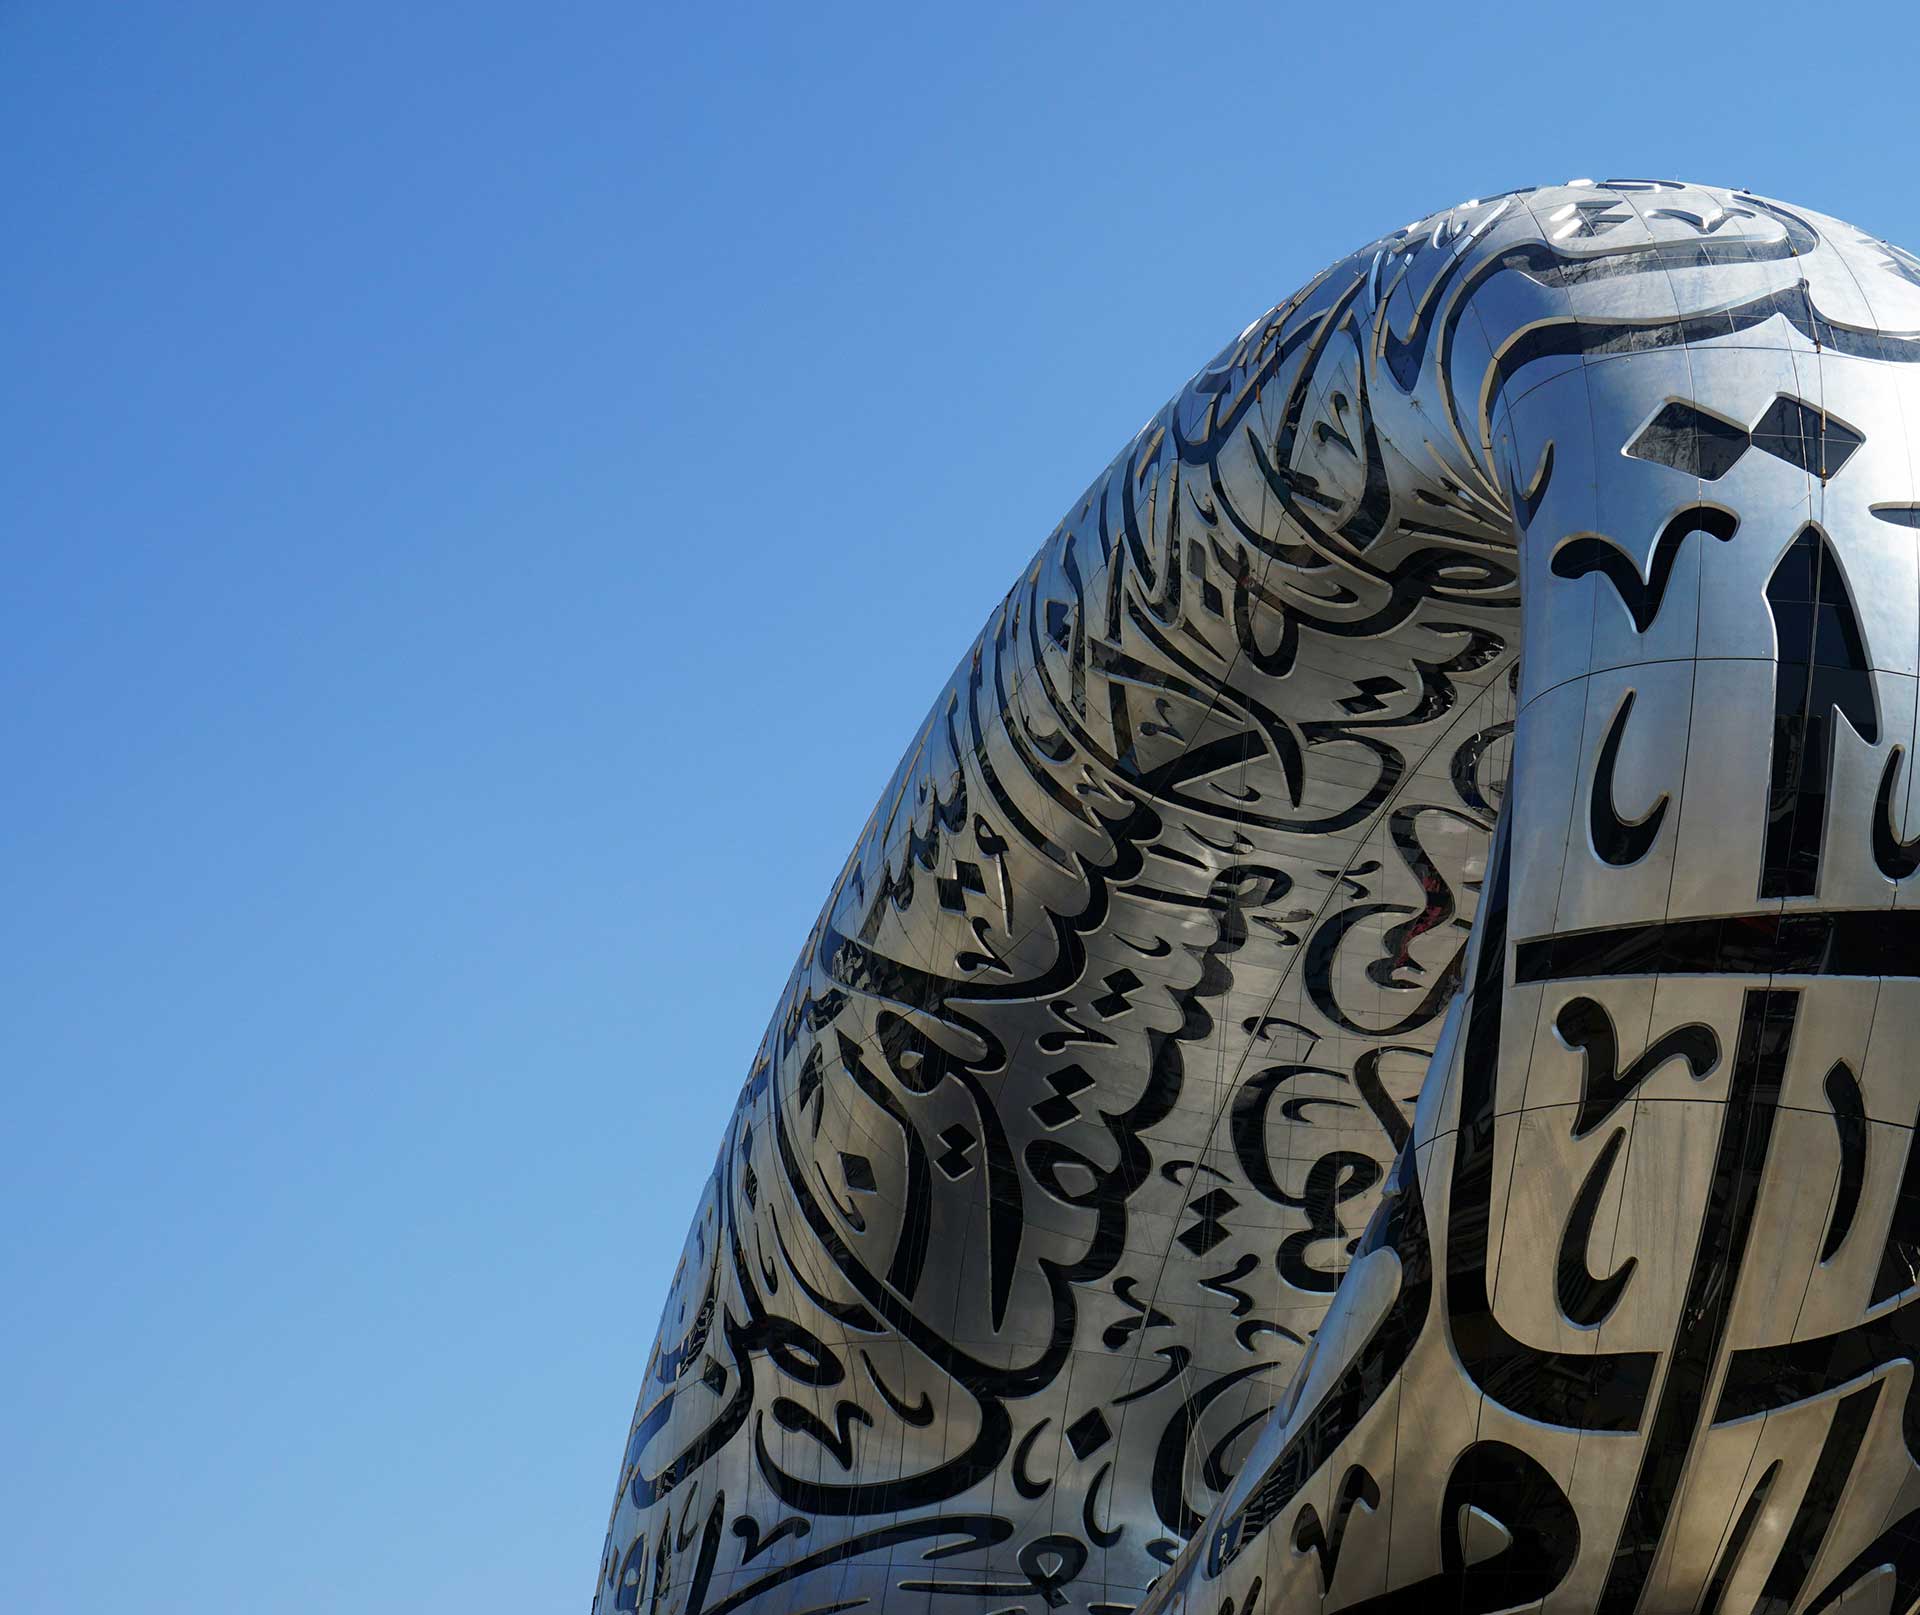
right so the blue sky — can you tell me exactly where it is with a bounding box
[1,3,1912,1610]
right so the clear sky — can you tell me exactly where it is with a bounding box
[1,3,1913,1611]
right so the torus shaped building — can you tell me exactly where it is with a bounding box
[591,181,1920,1615]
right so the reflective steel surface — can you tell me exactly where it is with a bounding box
[592,181,1920,1615]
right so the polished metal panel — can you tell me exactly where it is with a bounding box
[591,182,1920,1615]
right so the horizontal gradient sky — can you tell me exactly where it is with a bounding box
[2,3,1914,1611]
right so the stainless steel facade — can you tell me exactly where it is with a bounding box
[591,181,1920,1615]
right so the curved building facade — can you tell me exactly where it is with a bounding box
[592,180,1920,1615]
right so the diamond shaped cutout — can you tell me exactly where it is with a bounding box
[936,1124,978,1179]
[1750,394,1862,480]
[1031,1065,1095,1129]
[1065,1407,1112,1459]
[1177,1188,1240,1256]
[1625,400,1751,480]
